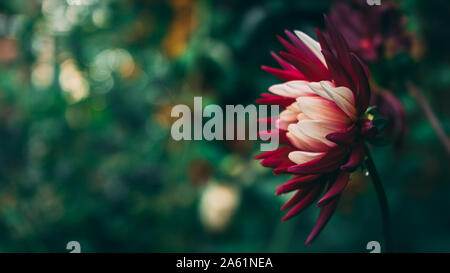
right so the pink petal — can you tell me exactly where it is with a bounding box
[350,53,371,115]
[261,66,306,82]
[281,189,309,211]
[325,124,357,145]
[280,51,330,82]
[275,174,321,195]
[317,172,350,207]
[340,142,365,171]
[255,93,296,107]
[305,193,340,247]
[282,182,325,221]
[270,51,299,72]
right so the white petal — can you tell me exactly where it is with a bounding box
[296,96,351,123]
[283,81,316,97]
[277,109,298,130]
[286,101,301,112]
[268,83,295,98]
[279,109,298,121]
[296,119,345,146]
[287,123,331,152]
[288,151,325,165]
[307,82,333,101]
[286,132,315,151]
[296,113,310,121]
[332,86,355,104]
[269,81,315,98]
[320,81,355,104]
[294,30,327,67]
[320,81,357,120]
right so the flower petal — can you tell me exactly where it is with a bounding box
[317,172,350,207]
[325,124,357,145]
[320,81,357,120]
[277,110,298,130]
[281,189,309,211]
[305,194,340,247]
[275,174,321,195]
[350,53,371,114]
[296,119,346,146]
[340,142,365,171]
[287,124,330,152]
[282,183,325,222]
[294,30,327,67]
[261,66,306,82]
[269,81,315,98]
[307,82,333,101]
[296,96,351,124]
[270,51,299,72]
[255,93,296,107]
[280,51,329,82]
[288,151,325,165]
[287,146,348,174]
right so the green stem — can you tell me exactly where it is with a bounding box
[364,143,392,253]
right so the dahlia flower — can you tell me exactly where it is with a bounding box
[329,0,412,62]
[255,15,378,246]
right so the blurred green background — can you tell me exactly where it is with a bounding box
[0,0,448,252]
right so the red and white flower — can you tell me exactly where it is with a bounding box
[256,15,376,246]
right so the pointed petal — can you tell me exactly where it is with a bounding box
[326,124,357,145]
[284,30,328,72]
[270,51,299,72]
[256,93,296,107]
[340,142,365,171]
[315,28,332,55]
[282,183,325,221]
[261,66,306,82]
[294,30,327,67]
[317,172,350,207]
[321,49,354,91]
[350,53,371,114]
[275,174,321,195]
[254,147,284,160]
[257,146,293,168]
[323,15,353,74]
[305,194,340,247]
[280,51,329,82]
[281,189,310,211]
